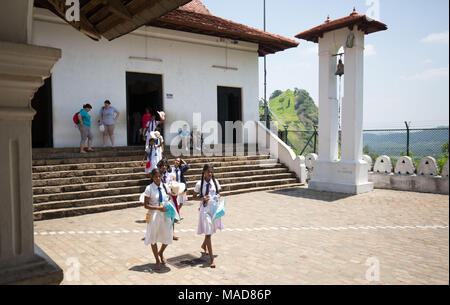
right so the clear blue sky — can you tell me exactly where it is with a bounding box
[202,0,449,129]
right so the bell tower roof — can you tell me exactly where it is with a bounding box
[295,9,387,43]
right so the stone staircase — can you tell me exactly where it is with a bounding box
[32,146,302,221]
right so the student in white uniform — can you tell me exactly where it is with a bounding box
[141,137,158,173]
[154,131,164,164]
[158,158,172,185]
[192,163,223,268]
[171,158,189,210]
[142,168,172,270]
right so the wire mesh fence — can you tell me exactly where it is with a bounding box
[363,128,449,163]
[259,102,448,169]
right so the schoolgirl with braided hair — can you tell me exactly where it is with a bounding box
[142,168,172,270]
[192,163,223,268]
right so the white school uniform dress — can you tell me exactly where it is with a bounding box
[171,166,187,205]
[195,179,223,235]
[155,136,164,164]
[143,183,173,245]
[144,145,158,173]
[145,120,159,138]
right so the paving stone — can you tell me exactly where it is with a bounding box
[34,187,449,285]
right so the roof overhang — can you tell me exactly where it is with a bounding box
[34,0,193,41]
[295,11,387,43]
[149,9,299,56]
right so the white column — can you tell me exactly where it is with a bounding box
[341,30,365,163]
[0,0,63,284]
[317,50,339,162]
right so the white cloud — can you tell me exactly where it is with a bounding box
[424,58,433,64]
[401,67,449,81]
[421,31,449,44]
[364,44,376,57]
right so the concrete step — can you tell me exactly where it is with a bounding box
[32,155,271,173]
[32,151,269,166]
[33,175,297,202]
[32,162,282,180]
[32,145,257,163]
[33,173,296,195]
[33,176,298,206]
[33,183,303,221]
[32,167,291,187]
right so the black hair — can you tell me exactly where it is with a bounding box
[157,158,170,169]
[151,168,168,194]
[104,100,111,105]
[200,163,219,196]
[83,104,92,109]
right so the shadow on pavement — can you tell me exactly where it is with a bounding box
[268,187,355,202]
[129,263,171,274]
[167,253,218,269]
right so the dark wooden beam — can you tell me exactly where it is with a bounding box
[104,0,133,20]
[44,0,101,40]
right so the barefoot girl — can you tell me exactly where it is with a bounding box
[193,164,223,268]
[142,168,172,270]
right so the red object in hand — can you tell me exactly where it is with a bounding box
[146,161,151,169]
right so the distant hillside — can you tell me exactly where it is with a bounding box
[269,88,318,130]
[265,88,319,154]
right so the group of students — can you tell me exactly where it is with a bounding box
[139,114,223,269]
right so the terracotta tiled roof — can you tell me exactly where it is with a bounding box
[179,0,212,15]
[295,9,387,43]
[151,3,298,56]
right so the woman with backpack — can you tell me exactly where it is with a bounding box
[75,104,94,154]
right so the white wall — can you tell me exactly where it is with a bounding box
[31,8,260,148]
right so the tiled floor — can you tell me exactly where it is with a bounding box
[34,187,449,285]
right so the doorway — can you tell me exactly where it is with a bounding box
[217,86,242,144]
[31,77,53,148]
[126,72,163,146]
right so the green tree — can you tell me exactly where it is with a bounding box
[270,90,283,100]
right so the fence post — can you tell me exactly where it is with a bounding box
[405,121,410,156]
[313,125,318,153]
[283,125,288,143]
[264,100,270,130]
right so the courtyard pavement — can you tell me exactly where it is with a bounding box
[34,187,449,285]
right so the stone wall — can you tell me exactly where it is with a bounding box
[305,153,449,195]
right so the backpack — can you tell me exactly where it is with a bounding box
[73,112,80,125]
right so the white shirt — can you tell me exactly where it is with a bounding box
[194,179,221,197]
[161,171,172,184]
[144,183,170,207]
[146,120,160,134]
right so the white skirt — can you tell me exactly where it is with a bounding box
[197,201,223,235]
[144,210,173,245]
[144,155,158,173]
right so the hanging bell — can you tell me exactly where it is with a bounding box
[335,59,344,77]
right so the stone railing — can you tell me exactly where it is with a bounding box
[305,153,449,195]
[256,121,307,184]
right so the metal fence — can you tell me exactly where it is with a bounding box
[363,127,449,162]
[259,102,449,163]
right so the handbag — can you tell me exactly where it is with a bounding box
[99,124,105,132]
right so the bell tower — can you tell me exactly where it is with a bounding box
[295,9,387,194]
